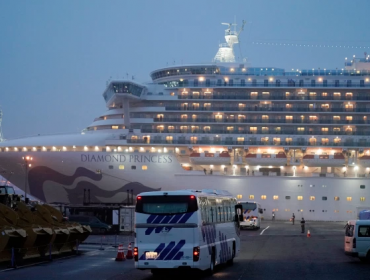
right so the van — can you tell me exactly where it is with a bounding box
[344,220,370,261]
[69,215,112,234]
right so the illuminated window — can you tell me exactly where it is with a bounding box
[250,127,257,133]
[157,125,164,131]
[360,197,366,202]
[333,116,340,120]
[333,128,341,133]
[286,104,292,109]
[262,115,269,120]
[142,165,148,170]
[204,126,210,132]
[273,195,279,200]
[262,92,270,95]
[112,126,119,129]
[346,116,353,121]
[238,103,245,108]
[334,92,341,96]
[249,195,254,200]
[297,196,303,201]
[334,210,339,213]
[227,126,234,132]
[286,116,293,120]
[119,165,124,170]
[262,127,269,133]
[322,92,328,97]
[285,209,290,212]
[237,194,243,199]
[321,127,328,132]
[170,92,175,96]
[346,197,352,201]
[334,196,340,201]
[285,137,292,143]
[190,136,197,143]
[237,137,245,142]
[297,127,305,132]
[261,195,267,200]
[251,92,258,96]
[310,196,315,201]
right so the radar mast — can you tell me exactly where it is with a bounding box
[213,20,245,63]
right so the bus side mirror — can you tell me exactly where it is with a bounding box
[235,204,243,222]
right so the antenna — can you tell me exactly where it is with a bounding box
[0,109,4,142]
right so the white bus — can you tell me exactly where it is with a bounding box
[134,189,242,275]
[237,201,263,229]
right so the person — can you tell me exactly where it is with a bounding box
[203,168,207,175]
[210,169,213,175]
[272,211,275,221]
[252,170,255,176]
[301,218,305,233]
[292,213,295,225]
[247,169,249,176]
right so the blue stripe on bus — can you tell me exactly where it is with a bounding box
[154,215,173,233]
[145,215,167,235]
[168,213,184,223]
[178,212,193,223]
[157,241,176,260]
[164,240,185,260]
[146,214,157,223]
[173,251,184,260]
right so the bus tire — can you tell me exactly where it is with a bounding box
[208,248,216,275]
[227,242,235,266]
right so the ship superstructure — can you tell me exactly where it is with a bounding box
[0,22,370,221]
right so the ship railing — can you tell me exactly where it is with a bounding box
[125,138,370,147]
[177,95,370,101]
[165,106,370,113]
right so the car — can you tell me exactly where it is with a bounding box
[68,215,112,234]
[344,220,370,262]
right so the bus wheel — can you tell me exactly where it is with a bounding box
[227,242,235,266]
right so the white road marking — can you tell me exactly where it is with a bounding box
[260,226,270,235]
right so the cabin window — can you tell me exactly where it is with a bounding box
[297,196,303,201]
[119,165,124,170]
[322,196,327,200]
[346,197,352,202]
[131,166,136,170]
[310,196,315,201]
[249,195,254,199]
[334,196,340,201]
[109,165,113,169]
[142,166,148,170]
[261,195,267,200]
[273,195,279,200]
[360,197,366,202]
[285,196,291,200]
[237,194,243,199]
[360,185,366,189]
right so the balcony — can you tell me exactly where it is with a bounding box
[126,139,370,147]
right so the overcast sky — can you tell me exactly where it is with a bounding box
[1,0,369,139]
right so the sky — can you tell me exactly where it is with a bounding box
[1,0,370,139]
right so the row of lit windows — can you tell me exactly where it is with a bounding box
[237,194,365,201]
[116,165,147,170]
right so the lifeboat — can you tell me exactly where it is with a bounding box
[358,155,370,167]
[302,153,345,167]
[245,152,287,166]
[189,151,230,164]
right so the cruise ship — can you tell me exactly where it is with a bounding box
[1,22,370,221]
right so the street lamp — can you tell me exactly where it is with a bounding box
[22,156,32,201]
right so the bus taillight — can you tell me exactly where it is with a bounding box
[134,247,138,261]
[193,246,200,261]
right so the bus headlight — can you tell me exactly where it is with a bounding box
[193,246,200,262]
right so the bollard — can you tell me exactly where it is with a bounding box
[49,243,52,261]
[112,235,118,248]
[99,235,105,250]
[76,240,79,255]
[11,247,15,268]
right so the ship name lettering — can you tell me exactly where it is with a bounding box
[81,154,172,163]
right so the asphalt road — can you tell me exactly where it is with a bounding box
[2,221,369,280]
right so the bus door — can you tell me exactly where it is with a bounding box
[135,195,197,266]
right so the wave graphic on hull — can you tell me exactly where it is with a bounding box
[28,166,161,203]
[28,166,103,202]
[65,181,161,204]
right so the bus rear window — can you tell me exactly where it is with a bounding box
[240,203,257,210]
[136,195,198,215]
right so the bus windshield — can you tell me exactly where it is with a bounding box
[240,202,257,210]
[136,195,198,215]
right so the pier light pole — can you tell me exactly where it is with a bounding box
[22,156,32,201]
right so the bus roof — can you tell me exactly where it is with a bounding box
[137,189,235,198]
